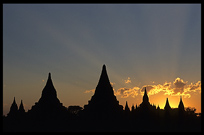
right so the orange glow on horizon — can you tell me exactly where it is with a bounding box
[112,77,201,113]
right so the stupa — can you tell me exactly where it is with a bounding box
[178,96,185,111]
[28,73,67,117]
[138,88,151,109]
[83,65,123,115]
[164,98,171,111]
[7,97,18,117]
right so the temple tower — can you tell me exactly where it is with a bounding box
[18,100,25,115]
[143,88,149,103]
[28,73,67,117]
[7,97,18,117]
[125,101,130,112]
[83,65,123,116]
[139,87,151,109]
[164,98,171,111]
[178,96,185,111]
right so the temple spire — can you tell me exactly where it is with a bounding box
[12,97,18,109]
[94,64,113,96]
[178,96,185,111]
[7,97,18,117]
[97,64,111,87]
[143,87,149,103]
[28,72,67,117]
[164,98,171,110]
[83,64,123,114]
[19,100,25,113]
[41,72,57,99]
[46,72,53,88]
[13,97,16,104]
[125,101,130,112]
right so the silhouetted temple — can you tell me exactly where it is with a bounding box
[83,65,123,117]
[125,101,130,112]
[27,73,67,119]
[3,65,201,132]
[136,88,157,113]
[84,65,123,113]
[7,97,18,118]
[18,100,26,116]
[139,88,151,109]
[178,96,185,111]
[164,98,171,111]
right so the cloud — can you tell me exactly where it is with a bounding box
[140,85,154,93]
[120,78,200,98]
[124,77,131,84]
[110,82,115,87]
[138,78,193,98]
[172,77,187,94]
[163,82,171,88]
[84,89,95,93]
[188,81,201,92]
[84,77,200,99]
[140,82,172,96]
[115,87,140,98]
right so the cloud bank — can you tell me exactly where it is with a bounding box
[84,77,201,99]
[114,86,140,98]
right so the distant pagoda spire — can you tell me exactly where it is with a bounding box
[131,104,135,112]
[157,105,160,110]
[19,100,25,113]
[138,87,151,110]
[164,98,171,111]
[125,101,130,112]
[178,96,185,111]
[8,97,18,117]
[143,87,149,103]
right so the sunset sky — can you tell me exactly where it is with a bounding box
[3,4,201,116]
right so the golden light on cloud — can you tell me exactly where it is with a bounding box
[114,86,140,98]
[110,82,115,87]
[85,77,201,99]
[84,77,201,112]
[138,78,201,98]
[84,89,95,93]
[124,77,131,84]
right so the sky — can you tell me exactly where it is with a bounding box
[3,4,201,116]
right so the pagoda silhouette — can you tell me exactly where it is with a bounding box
[7,97,26,119]
[81,65,123,131]
[139,88,152,109]
[83,65,123,113]
[3,65,201,132]
[27,73,67,118]
[25,73,68,131]
[7,97,18,118]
